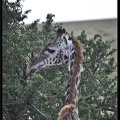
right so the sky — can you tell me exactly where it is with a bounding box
[8,0,117,24]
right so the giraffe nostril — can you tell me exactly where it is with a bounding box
[30,69,36,74]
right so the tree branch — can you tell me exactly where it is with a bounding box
[27,104,47,119]
[102,107,117,113]
[3,107,11,120]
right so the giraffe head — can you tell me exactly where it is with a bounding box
[26,28,74,75]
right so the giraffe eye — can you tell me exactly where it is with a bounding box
[47,48,55,54]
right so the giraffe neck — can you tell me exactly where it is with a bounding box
[65,40,83,107]
[57,40,82,120]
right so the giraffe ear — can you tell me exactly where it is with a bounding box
[68,31,73,40]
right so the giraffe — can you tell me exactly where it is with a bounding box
[57,37,82,120]
[26,28,83,120]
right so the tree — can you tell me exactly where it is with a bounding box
[77,31,117,120]
[2,0,117,119]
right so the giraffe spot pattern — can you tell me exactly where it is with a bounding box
[53,57,55,61]
[70,61,74,69]
[64,55,68,60]
[65,60,68,64]
[71,51,76,59]
[70,69,73,76]
[65,95,70,104]
[76,76,79,86]
[63,36,68,45]
[55,60,57,64]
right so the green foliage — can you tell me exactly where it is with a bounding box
[3,0,117,119]
[77,31,117,120]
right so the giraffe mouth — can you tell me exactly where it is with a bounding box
[26,63,44,75]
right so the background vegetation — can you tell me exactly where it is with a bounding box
[3,0,117,119]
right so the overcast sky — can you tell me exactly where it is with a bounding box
[8,0,117,24]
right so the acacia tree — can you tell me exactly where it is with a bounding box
[77,32,117,120]
[3,0,117,119]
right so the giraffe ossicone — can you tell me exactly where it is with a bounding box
[26,28,83,120]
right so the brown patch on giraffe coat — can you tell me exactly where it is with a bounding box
[69,40,83,104]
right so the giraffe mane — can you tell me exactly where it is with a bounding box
[73,39,83,64]
[69,39,83,104]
